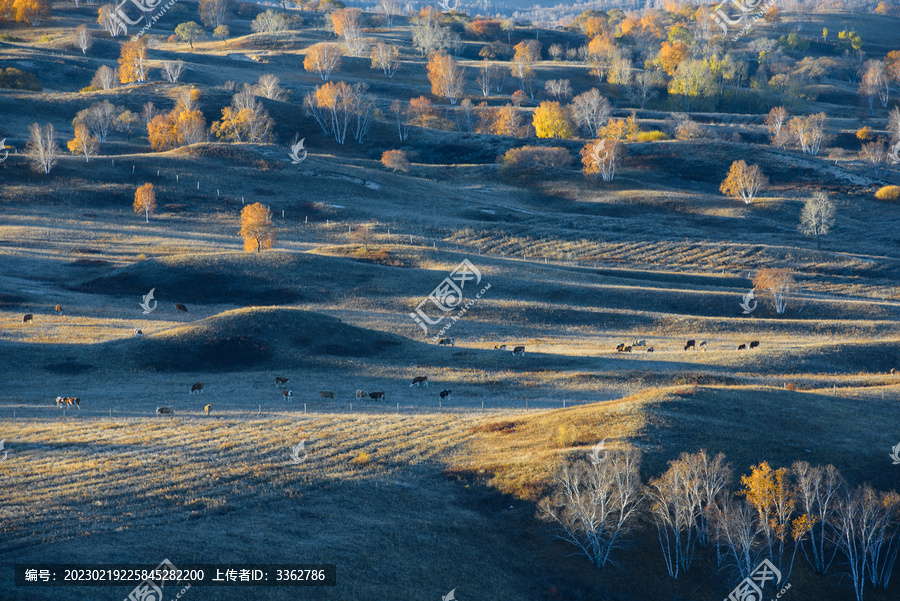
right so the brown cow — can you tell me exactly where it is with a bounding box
[319,391,335,399]
[512,346,525,356]
[175,303,188,313]
[494,344,506,350]
[156,406,175,417]
[204,404,212,416]
[55,305,63,315]
[615,343,625,352]
[684,339,695,351]
[23,314,33,323]
[275,377,289,387]
[282,390,293,401]
[190,382,204,395]
[623,346,632,353]
[369,391,385,401]
[56,396,66,407]
[411,376,428,387]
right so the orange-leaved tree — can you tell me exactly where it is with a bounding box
[426,50,464,105]
[134,183,156,223]
[720,160,767,204]
[67,123,99,162]
[119,38,149,84]
[753,268,795,315]
[381,150,410,173]
[239,202,275,252]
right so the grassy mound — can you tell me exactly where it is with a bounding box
[117,307,410,372]
[456,385,899,500]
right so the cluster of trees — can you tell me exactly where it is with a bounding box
[765,107,830,156]
[303,81,373,145]
[541,448,900,601]
[0,0,50,26]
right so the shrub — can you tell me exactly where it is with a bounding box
[856,126,874,141]
[636,130,669,142]
[79,85,99,93]
[351,451,371,465]
[785,382,797,391]
[381,150,410,173]
[553,424,579,448]
[875,185,900,201]
[499,145,572,178]
[0,68,41,91]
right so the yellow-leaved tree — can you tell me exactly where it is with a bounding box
[133,183,156,223]
[67,123,100,162]
[533,101,574,139]
[119,38,149,84]
[239,202,275,252]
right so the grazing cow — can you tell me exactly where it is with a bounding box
[204,404,211,416]
[55,305,63,315]
[190,382,204,395]
[369,391,385,401]
[319,391,335,399]
[439,389,452,400]
[156,406,175,417]
[56,397,80,409]
[69,397,80,410]
[631,339,646,347]
[512,346,525,356]
[749,341,760,349]
[175,303,188,313]
[275,377,289,387]
[282,390,293,401]
[411,376,428,387]
[355,390,368,400]
[23,314,33,323]
[699,340,707,351]
[494,344,507,350]
[438,338,454,346]
[56,396,66,407]
[684,339,695,351]
[891,368,896,375]
[134,328,144,337]
[615,343,625,352]
[624,346,632,353]
[647,347,654,353]
[737,344,746,350]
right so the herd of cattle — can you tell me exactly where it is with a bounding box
[614,339,760,352]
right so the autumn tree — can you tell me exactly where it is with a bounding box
[304,81,366,145]
[239,202,275,252]
[198,0,231,29]
[74,100,120,142]
[210,84,274,144]
[533,101,573,139]
[626,71,657,108]
[390,99,409,141]
[739,462,796,571]
[175,22,205,49]
[539,448,643,570]
[859,60,889,114]
[581,138,622,183]
[571,88,611,137]
[753,268,795,315]
[668,59,717,111]
[255,74,288,101]
[859,140,888,176]
[118,38,149,84]
[511,40,540,97]
[148,113,179,151]
[720,160,767,204]
[545,79,572,101]
[492,104,523,136]
[426,50,464,105]
[213,25,229,40]
[370,42,399,78]
[304,43,342,81]
[411,7,459,56]
[251,9,290,40]
[26,122,58,174]
[133,183,156,223]
[98,4,122,37]
[74,24,93,55]
[381,149,409,173]
[331,7,366,57]
[13,0,50,26]
[91,65,118,90]
[163,60,186,83]
[67,123,99,162]
[791,462,844,575]
[656,40,688,76]
[799,191,836,248]
[766,106,790,148]
[788,113,829,156]
[115,110,140,140]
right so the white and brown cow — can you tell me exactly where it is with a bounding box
[282,390,293,401]
[512,346,525,356]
